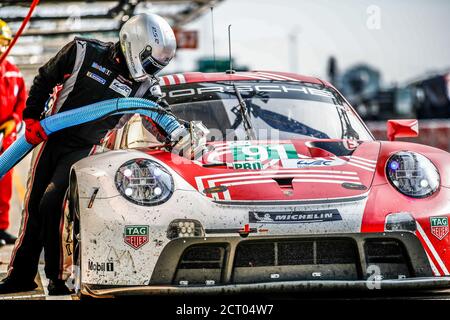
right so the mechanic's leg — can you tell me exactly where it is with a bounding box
[40,147,92,281]
[0,170,12,230]
[7,141,55,282]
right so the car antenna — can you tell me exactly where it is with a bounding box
[210,6,217,71]
[226,24,235,74]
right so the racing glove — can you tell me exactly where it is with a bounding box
[24,119,48,145]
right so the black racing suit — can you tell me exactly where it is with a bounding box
[8,37,158,282]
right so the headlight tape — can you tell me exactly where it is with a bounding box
[0,98,182,179]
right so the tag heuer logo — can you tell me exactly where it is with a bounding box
[430,217,449,240]
[124,225,149,249]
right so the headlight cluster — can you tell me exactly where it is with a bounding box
[115,158,174,206]
[386,151,440,198]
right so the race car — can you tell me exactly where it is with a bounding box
[66,71,450,297]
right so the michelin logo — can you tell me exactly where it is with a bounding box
[249,209,342,224]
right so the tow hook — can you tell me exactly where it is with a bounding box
[238,224,257,238]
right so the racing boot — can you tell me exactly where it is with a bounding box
[0,230,17,244]
[47,279,73,296]
[0,276,38,294]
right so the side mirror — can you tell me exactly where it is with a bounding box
[386,119,419,141]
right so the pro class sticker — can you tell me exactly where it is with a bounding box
[430,216,449,240]
[124,225,149,249]
[249,209,342,224]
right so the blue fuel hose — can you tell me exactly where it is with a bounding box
[0,98,184,179]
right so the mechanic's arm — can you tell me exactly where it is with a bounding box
[23,40,77,144]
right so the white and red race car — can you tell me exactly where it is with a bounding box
[67,71,450,297]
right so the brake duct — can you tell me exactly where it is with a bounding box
[0,98,185,179]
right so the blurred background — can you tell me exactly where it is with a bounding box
[2,0,450,148]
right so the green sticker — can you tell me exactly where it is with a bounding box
[232,144,298,161]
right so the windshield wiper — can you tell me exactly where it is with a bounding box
[231,83,256,140]
[336,105,359,140]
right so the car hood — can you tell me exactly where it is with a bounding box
[150,139,381,202]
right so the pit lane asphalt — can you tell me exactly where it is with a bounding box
[1,155,450,301]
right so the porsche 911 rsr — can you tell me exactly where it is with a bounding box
[66,71,450,297]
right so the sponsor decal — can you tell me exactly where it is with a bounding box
[109,78,132,97]
[297,159,333,167]
[126,41,138,74]
[231,143,298,162]
[430,217,449,240]
[151,26,160,44]
[232,161,262,170]
[163,84,335,99]
[281,158,345,168]
[87,260,114,272]
[91,62,112,76]
[249,209,342,224]
[86,71,106,85]
[124,225,149,249]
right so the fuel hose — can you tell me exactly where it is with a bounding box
[0,98,184,179]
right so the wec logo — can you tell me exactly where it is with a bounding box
[297,160,332,168]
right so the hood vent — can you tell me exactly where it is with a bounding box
[272,177,294,189]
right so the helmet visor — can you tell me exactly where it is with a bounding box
[140,45,165,75]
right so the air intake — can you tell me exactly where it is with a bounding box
[174,244,227,285]
[233,239,360,284]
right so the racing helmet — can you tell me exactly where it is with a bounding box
[0,19,12,52]
[119,13,177,81]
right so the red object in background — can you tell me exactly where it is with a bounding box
[0,60,26,126]
[0,170,12,230]
[0,59,26,231]
[0,0,40,65]
[386,119,419,141]
[173,29,198,49]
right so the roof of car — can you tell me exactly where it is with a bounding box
[159,70,334,88]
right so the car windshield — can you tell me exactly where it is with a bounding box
[166,81,373,142]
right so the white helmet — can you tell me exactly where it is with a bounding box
[119,13,177,81]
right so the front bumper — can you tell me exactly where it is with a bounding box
[80,232,448,297]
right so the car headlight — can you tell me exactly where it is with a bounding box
[115,158,174,206]
[386,151,440,198]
